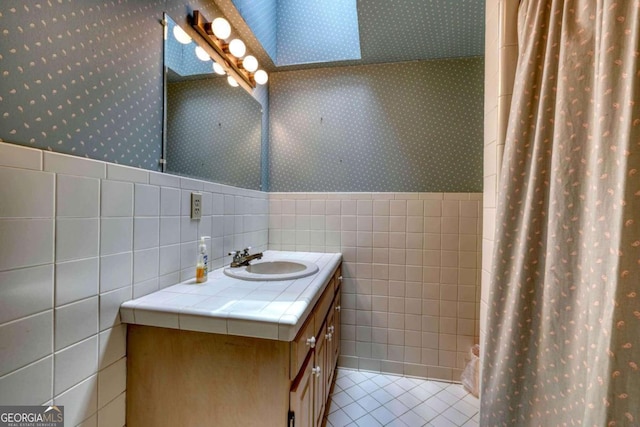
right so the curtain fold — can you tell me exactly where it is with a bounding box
[482,0,640,425]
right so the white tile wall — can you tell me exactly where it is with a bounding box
[0,167,54,218]
[0,312,53,376]
[481,0,517,390]
[1,142,482,420]
[54,336,98,395]
[0,219,54,270]
[0,143,269,426]
[0,265,53,324]
[56,219,99,262]
[55,258,99,306]
[56,175,100,218]
[269,192,482,382]
[100,218,133,255]
[55,297,99,351]
[0,356,53,405]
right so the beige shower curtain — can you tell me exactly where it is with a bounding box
[482,0,640,425]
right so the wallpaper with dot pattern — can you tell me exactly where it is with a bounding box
[357,0,485,64]
[269,57,484,192]
[166,76,262,189]
[0,0,268,174]
[0,0,484,188]
[0,0,165,170]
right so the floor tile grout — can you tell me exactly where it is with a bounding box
[325,368,479,427]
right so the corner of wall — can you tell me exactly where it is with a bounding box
[480,0,518,396]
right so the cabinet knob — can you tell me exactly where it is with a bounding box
[312,366,321,377]
[335,305,341,312]
[306,336,316,349]
[328,325,335,334]
[325,332,332,341]
[338,276,343,282]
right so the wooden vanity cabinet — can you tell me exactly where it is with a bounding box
[324,308,336,402]
[333,292,341,367]
[127,265,342,427]
[313,323,327,427]
[290,266,341,427]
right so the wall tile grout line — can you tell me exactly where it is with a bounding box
[0,143,270,424]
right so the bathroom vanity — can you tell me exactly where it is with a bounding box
[120,251,342,427]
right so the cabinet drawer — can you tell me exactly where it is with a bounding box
[291,314,315,379]
[333,266,342,293]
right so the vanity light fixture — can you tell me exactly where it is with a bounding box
[228,39,246,58]
[212,62,226,75]
[194,45,210,62]
[191,10,268,88]
[173,25,192,44]
[242,55,258,73]
[211,17,231,39]
[254,69,268,85]
[227,76,239,87]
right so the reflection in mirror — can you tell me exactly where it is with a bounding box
[163,14,263,190]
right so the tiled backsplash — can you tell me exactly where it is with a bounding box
[0,142,268,426]
[269,192,482,382]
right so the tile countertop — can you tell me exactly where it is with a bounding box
[119,251,342,341]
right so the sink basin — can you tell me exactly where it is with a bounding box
[224,260,319,281]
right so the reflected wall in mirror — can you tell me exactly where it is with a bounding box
[164,14,263,190]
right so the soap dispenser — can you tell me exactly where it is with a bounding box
[196,236,210,283]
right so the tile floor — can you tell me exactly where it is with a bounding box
[325,369,479,427]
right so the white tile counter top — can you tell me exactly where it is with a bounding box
[119,251,341,341]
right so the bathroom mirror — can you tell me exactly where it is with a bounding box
[163,14,263,190]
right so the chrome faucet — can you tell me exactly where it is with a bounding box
[229,247,263,268]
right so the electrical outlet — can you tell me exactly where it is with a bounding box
[191,192,202,219]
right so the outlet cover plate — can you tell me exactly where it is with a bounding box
[191,192,202,219]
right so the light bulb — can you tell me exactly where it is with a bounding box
[172,25,192,44]
[228,39,246,58]
[195,46,210,62]
[242,55,258,72]
[227,76,239,87]
[212,62,226,75]
[254,69,268,85]
[212,17,231,40]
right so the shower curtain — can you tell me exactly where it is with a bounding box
[482,0,640,425]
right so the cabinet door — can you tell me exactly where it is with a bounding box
[325,308,335,402]
[290,354,314,427]
[333,292,341,368]
[314,323,327,427]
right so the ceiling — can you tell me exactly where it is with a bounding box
[215,0,485,71]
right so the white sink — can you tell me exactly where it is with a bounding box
[224,259,319,281]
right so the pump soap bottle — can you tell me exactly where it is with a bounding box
[196,236,210,283]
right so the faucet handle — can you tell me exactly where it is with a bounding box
[243,246,252,255]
